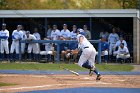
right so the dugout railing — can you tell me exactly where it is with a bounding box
[19,40,101,63]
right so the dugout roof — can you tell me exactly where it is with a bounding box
[0,9,139,18]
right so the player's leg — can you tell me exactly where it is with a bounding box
[0,41,4,60]
[61,50,66,61]
[104,50,108,63]
[15,42,20,61]
[78,49,92,69]
[21,43,25,60]
[33,44,39,61]
[10,41,15,61]
[88,48,101,80]
[4,40,9,60]
[27,44,32,60]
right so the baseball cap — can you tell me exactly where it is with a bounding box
[63,24,67,26]
[17,25,22,27]
[83,25,87,28]
[72,25,77,28]
[26,31,30,34]
[2,23,6,26]
[53,24,57,27]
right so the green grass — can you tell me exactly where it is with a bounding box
[0,82,17,87]
[0,63,134,71]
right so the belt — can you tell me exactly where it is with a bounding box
[84,47,89,49]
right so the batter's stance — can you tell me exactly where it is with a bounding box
[77,31,101,80]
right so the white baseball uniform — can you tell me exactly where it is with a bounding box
[0,29,9,54]
[115,40,127,47]
[108,33,119,55]
[60,29,70,38]
[33,32,40,52]
[21,30,27,54]
[27,34,39,54]
[10,30,23,54]
[116,46,130,59]
[33,32,41,40]
[40,43,53,55]
[70,31,77,39]
[77,34,96,67]
[51,29,61,40]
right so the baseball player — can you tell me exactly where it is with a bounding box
[26,31,39,61]
[33,28,41,40]
[20,25,27,60]
[115,43,130,63]
[101,36,109,63]
[40,38,54,62]
[10,25,23,61]
[108,27,119,55]
[0,23,9,61]
[77,30,101,80]
[51,25,61,40]
[114,36,127,50]
[60,24,70,40]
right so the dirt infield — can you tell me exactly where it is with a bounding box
[0,74,140,93]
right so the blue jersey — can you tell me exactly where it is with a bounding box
[101,42,109,51]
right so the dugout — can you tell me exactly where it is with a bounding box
[0,9,139,64]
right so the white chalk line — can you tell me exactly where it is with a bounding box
[0,82,112,91]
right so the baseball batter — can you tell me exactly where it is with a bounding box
[0,23,9,60]
[77,31,101,80]
[10,25,23,61]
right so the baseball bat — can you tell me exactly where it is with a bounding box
[59,66,79,76]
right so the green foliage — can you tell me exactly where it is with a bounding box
[0,63,134,71]
[0,0,139,9]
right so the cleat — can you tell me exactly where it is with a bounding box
[96,74,101,80]
[89,69,93,76]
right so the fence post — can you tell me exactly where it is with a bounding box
[57,43,60,63]
[98,41,101,63]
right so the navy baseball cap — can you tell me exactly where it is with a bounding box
[26,31,30,34]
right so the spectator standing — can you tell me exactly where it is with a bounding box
[83,25,91,40]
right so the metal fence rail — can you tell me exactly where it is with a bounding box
[19,40,101,63]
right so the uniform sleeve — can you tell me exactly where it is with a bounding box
[108,34,111,43]
[117,47,121,54]
[116,34,119,41]
[125,47,129,53]
[20,31,24,39]
[12,31,16,39]
[32,35,36,40]
[38,33,41,40]
[7,30,9,37]
[124,41,127,47]
[67,30,71,38]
